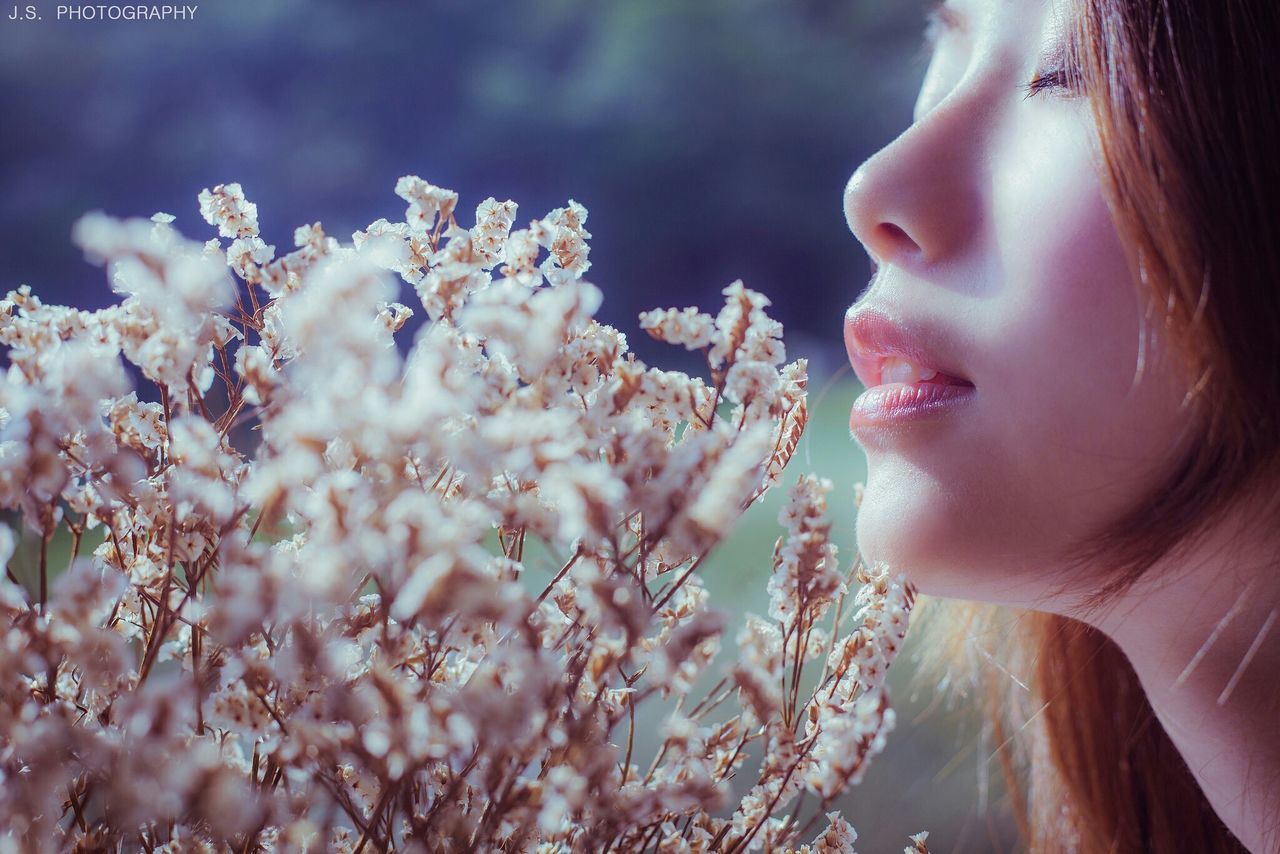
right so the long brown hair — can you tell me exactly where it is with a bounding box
[913,0,1280,850]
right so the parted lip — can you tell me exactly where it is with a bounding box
[844,305,974,390]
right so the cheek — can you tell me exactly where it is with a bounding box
[855,114,1194,606]
[995,131,1187,478]
[965,121,1191,588]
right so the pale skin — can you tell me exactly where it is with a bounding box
[841,0,1280,850]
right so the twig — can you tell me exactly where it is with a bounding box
[353,780,399,854]
[621,683,637,785]
[651,554,708,613]
[38,511,52,613]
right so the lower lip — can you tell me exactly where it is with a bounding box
[850,381,977,430]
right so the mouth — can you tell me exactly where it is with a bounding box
[843,306,975,391]
[844,305,977,432]
[864,354,974,389]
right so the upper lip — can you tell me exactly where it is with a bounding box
[844,305,974,389]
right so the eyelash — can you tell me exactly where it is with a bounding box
[922,2,1080,101]
[1023,68,1070,99]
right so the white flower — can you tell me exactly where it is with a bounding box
[396,174,459,234]
[682,420,774,543]
[471,197,518,269]
[226,235,275,279]
[804,691,896,797]
[197,182,260,238]
[708,280,779,369]
[639,306,716,351]
[73,210,236,335]
[0,175,923,851]
[767,474,844,627]
[809,812,860,854]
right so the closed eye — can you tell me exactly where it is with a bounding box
[1023,33,1085,100]
[1022,67,1069,98]
[1023,63,1089,100]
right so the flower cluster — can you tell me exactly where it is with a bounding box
[0,178,924,852]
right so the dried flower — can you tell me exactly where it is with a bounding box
[0,176,921,852]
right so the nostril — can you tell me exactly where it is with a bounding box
[876,222,921,254]
[864,222,925,268]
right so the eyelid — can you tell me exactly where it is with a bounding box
[1022,54,1085,99]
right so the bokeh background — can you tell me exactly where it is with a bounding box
[1,0,1022,849]
[0,0,938,374]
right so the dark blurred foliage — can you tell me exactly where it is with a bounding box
[0,0,931,377]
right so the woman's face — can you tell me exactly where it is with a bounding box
[843,0,1195,608]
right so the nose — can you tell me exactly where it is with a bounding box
[843,105,982,271]
[844,162,923,267]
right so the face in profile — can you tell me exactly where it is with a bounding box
[842,0,1197,609]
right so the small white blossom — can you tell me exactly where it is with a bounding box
[639,306,716,351]
[396,174,459,234]
[0,176,921,851]
[197,182,260,238]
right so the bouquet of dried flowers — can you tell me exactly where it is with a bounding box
[0,178,924,852]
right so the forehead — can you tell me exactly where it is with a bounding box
[945,0,1067,22]
[942,0,1069,43]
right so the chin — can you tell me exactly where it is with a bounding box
[853,468,1034,605]
[856,477,963,593]
[857,494,1082,610]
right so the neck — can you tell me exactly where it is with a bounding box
[1074,497,1280,853]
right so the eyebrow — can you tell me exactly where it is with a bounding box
[924,0,967,38]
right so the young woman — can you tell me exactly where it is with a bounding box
[840,0,1280,850]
